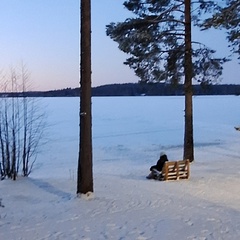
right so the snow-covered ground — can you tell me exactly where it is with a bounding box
[1,96,240,240]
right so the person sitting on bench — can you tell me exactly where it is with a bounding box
[146,152,168,179]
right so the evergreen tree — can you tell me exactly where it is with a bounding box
[106,0,227,162]
[202,0,240,58]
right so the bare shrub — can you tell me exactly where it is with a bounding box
[0,65,46,180]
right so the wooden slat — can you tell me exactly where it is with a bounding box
[161,159,190,181]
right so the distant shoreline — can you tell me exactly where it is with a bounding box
[1,83,240,97]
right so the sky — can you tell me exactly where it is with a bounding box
[0,0,239,91]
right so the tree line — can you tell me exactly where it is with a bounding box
[1,83,240,97]
[92,83,240,96]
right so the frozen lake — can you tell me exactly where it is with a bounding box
[36,95,240,178]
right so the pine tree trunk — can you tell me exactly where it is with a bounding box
[77,0,93,194]
[184,0,194,162]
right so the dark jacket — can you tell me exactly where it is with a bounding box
[150,154,168,172]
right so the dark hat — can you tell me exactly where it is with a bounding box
[160,151,166,157]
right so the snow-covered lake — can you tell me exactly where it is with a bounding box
[1,96,240,240]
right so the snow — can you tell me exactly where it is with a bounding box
[1,96,240,240]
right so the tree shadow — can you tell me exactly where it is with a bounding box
[29,178,72,201]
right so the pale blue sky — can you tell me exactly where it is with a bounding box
[0,0,239,91]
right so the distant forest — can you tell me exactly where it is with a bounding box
[1,83,240,97]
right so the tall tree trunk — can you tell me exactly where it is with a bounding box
[184,0,194,162]
[77,0,93,194]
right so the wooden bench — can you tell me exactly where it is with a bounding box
[153,160,190,181]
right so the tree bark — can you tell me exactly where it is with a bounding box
[184,0,194,162]
[77,0,93,194]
